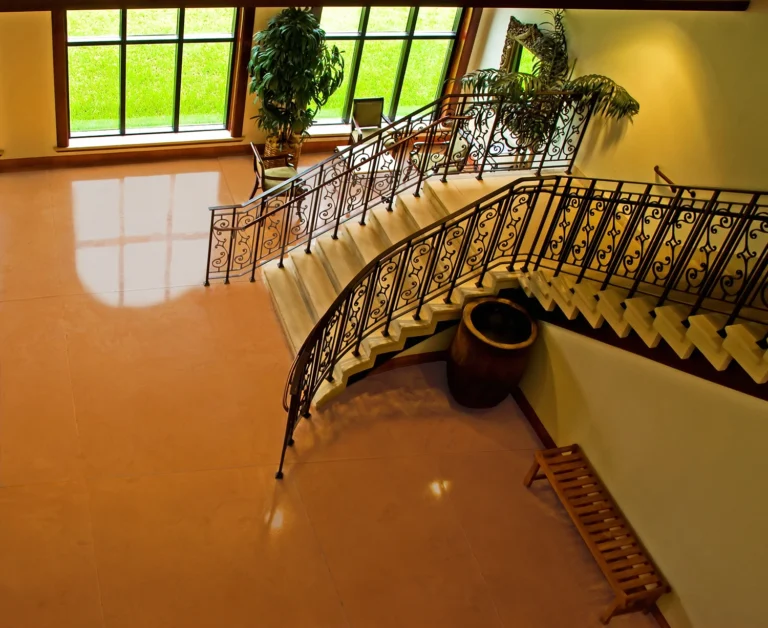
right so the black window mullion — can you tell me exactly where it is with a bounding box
[388,7,418,120]
[172,9,185,132]
[119,9,127,135]
[342,7,369,123]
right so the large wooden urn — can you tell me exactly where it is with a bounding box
[447,297,538,408]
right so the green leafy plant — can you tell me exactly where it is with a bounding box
[460,10,639,152]
[248,7,344,144]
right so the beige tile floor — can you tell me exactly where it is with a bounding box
[0,157,658,628]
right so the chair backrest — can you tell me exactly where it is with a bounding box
[352,98,384,128]
[250,142,265,191]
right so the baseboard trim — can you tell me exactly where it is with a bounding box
[510,388,556,448]
[0,142,251,172]
[0,138,335,173]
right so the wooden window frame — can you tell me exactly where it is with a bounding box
[315,6,467,124]
[51,7,254,148]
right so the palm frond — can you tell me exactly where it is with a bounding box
[566,74,640,120]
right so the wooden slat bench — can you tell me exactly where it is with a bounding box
[524,444,670,624]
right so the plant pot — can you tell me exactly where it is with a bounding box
[447,297,538,409]
[264,133,303,168]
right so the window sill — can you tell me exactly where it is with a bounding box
[307,123,350,138]
[56,130,243,152]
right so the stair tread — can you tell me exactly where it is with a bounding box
[396,192,446,228]
[344,219,391,263]
[289,248,339,318]
[262,260,316,356]
[370,205,419,246]
[315,230,364,290]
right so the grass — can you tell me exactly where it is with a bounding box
[67,8,235,133]
[316,7,461,121]
[66,7,460,134]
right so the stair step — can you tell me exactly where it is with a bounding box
[343,218,391,263]
[686,313,732,371]
[262,260,316,355]
[369,204,419,246]
[289,248,339,318]
[315,230,364,291]
[653,304,695,359]
[396,191,447,228]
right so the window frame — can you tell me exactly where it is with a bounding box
[316,6,466,124]
[52,8,254,148]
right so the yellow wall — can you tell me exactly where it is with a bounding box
[521,323,768,628]
[468,4,768,190]
[0,9,283,160]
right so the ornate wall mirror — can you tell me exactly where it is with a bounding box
[499,16,548,73]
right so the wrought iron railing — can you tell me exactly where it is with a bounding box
[275,175,768,477]
[205,91,595,284]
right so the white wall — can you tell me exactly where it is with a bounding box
[521,322,768,628]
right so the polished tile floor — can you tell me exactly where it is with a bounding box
[0,157,657,628]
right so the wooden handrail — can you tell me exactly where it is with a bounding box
[654,165,696,199]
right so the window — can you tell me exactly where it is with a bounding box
[54,8,253,144]
[316,7,463,123]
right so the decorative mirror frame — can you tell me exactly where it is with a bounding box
[499,16,549,72]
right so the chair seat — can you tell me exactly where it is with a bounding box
[410,137,470,173]
[264,166,299,192]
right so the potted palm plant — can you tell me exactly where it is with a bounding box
[248,7,344,164]
[461,10,639,163]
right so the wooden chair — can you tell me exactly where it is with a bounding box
[250,142,300,199]
[349,97,391,145]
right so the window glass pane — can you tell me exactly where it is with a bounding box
[316,40,356,121]
[125,44,176,130]
[179,42,232,127]
[415,8,459,32]
[127,9,178,37]
[366,7,410,32]
[320,7,362,33]
[184,8,236,37]
[68,46,120,133]
[67,10,120,40]
[354,40,403,113]
[396,39,451,118]
[519,47,537,74]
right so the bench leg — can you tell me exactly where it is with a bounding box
[523,459,541,488]
[600,599,621,625]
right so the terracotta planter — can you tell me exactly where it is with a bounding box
[447,297,538,409]
[264,133,303,168]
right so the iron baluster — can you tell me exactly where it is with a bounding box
[567,95,597,175]
[725,242,768,327]
[627,188,685,299]
[249,214,262,282]
[689,193,761,317]
[277,195,295,269]
[333,165,353,240]
[600,185,654,292]
[536,95,563,176]
[353,270,379,357]
[304,163,326,254]
[521,177,561,271]
[360,133,386,226]
[414,121,440,198]
[477,97,504,181]
[224,207,236,284]
[445,208,481,303]
[204,210,216,286]
[509,178,547,271]
[533,177,573,271]
[326,295,352,382]
[476,194,515,287]
[576,182,624,284]
[657,190,719,307]
[383,244,413,337]
[413,224,447,320]
[553,179,598,278]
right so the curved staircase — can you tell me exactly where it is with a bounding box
[263,172,532,406]
[201,93,767,478]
